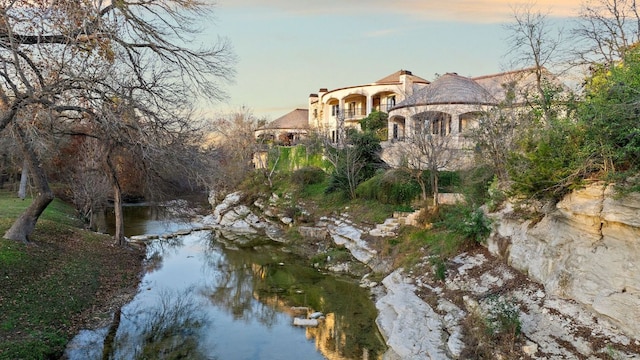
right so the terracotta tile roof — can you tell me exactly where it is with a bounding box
[375,69,430,85]
[261,108,309,130]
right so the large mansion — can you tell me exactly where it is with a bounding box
[256,67,555,167]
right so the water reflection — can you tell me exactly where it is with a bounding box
[204,241,386,359]
[67,216,385,360]
[104,288,210,360]
[105,204,193,237]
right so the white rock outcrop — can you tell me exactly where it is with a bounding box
[488,182,640,339]
[376,270,451,360]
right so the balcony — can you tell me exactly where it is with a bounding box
[343,107,366,119]
[375,103,396,113]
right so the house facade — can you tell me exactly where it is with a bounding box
[307,70,430,144]
[255,108,309,145]
[257,67,557,169]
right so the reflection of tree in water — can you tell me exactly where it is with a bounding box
[102,288,213,360]
[201,241,279,327]
[200,238,386,359]
[143,237,185,274]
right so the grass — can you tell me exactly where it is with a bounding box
[383,204,487,276]
[387,225,469,270]
[0,191,144,360]
[0,190,82,227]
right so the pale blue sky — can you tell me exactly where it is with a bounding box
[202,0,582,120]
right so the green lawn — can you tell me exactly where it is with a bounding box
[0,191,143,359]
[0,190,82,227]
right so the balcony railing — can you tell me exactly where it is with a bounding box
[331,103,396,118]
[343,107,366,119]
[374,103,396,113]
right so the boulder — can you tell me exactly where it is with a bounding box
[213,191,243,223]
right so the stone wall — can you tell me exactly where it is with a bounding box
[487,183,640,338]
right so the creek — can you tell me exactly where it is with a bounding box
[64,204,386,360]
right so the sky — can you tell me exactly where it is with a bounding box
[200,0,584,121]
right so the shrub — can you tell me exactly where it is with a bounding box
[581,46,640,174]
[291,166,326,186]
[436,204,491,244]
[461,296,523,358]
[485,296,522,339]
[325,131,384,198]
[507,118,589,202]
[356,170,421,205]
[430,256,447,281]
[458,165,495,206]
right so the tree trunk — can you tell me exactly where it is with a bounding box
[432,170,440,211]
[105,150,126,245]
[416,170,428,201]
[89,203,108,233]
[18,159,28,199]
[3,127,54,242]
[0,153,6,189]
[112,181,125,245]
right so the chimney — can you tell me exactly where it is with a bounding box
[399,70,413,97]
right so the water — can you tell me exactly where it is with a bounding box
[65,205,386,359]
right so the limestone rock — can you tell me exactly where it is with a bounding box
[293,318,319,327]
[297,226,327,241]
[327,219,377,265]
[213,191,243,223]
[376,270,450,360]
[488,182,640,339]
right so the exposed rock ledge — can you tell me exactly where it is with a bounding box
[207,189,640,359]
[488,182,640,338]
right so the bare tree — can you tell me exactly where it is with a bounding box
[324,139,364,200]
[573,0,640,66]
[0,0,234,242]
[401,112,456,210]
[208,108,261,196]
[66,137,111,232]
[505,4,566,123]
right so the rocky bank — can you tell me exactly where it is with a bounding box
[206,187,640,359]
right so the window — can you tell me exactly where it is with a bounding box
[348,102,356,117]
[431,117,450,135]
[331,104,339,116]
[389,96,396,107]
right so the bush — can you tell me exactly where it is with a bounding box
[291,166,326,186]
[356,170,421,205]
[485,296,522,338]
[325,131,384,198]
[458,166,495,206]
[507,118,589,202]
[581,46,640,173]
[436,204,491,244]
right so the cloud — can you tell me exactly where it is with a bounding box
[217,0,583,22]
[363,28,404,38]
